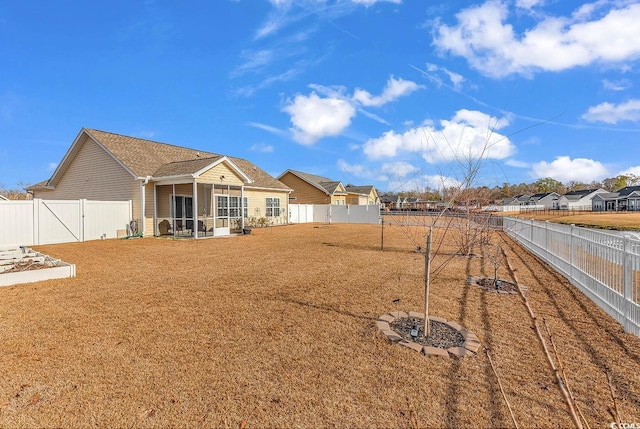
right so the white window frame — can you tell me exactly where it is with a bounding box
[266,197,280,217]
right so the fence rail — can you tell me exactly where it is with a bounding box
[504,217,640,337]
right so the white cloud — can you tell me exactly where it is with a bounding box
[619,166,640,178]
[421,63,466,91]
[247,122,288,137]
[337,159,387,181]
[582,99,640,124]
[531,156,608,182]
[283,92,356,145]
[362,109,515,163]
[388,174,462,192]
[505,159,529,168]
[352,76,423,107]
[602,79,632,91]
[516,0,543,10]
[47,162,58,171]
[249,142,274,153]
[381,161,420,178]
[433,2,640,78]
[351,0,401,6]
[282,76,421,145]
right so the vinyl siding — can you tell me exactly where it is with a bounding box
[244,188,289,225]
[33,134,139,219]
[197,162,245,185]
[278,172,329,204]
[331,195,347,205]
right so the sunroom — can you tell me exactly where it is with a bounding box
[151,156,251,238]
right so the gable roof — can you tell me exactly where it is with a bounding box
[617,186,640,196]
[530,192,559,200]
[278,169,347,195]
[345,184,376,196]
[564,188,600,197]
[40,128,291,191]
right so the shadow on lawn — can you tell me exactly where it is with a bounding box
[444,255,475,427]
[274,297,378,322]
[503,235,640,411]
[322,242,419,254]
[477,252,504,425]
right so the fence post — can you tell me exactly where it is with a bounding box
[80,199,87,242]
[530,218,534,243]
[545,221,550,261]
[570,224,575,281]
[623,235,633,333]
[34,198,42,245]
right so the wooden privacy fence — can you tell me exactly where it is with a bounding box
[0,199,132,247]
[289,204,380,224]
[504,217,640,337]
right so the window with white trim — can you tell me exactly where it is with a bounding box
[229,196,240,217]
[266,197,280,217]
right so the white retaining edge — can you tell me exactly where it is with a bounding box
[0,248,76,287]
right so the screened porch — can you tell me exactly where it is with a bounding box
[154,182,247,238]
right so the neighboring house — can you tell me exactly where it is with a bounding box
[558,188,607,210]
[344,184,379,205]
[378,193,397,210]
[27,128,292,238]
[410,199,446,211]
[592,186,640,212]
[502,194,531,206]
[529,192,560,209]
[277,170,347,205]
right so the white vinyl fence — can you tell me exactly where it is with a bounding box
[0,199,132,247]
[504,217,640,337]
[289,204,380,225]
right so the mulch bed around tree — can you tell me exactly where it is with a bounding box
[468,276,520,294]
[391,317,465,349]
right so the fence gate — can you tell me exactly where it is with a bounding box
[0,199,132,247]
[37,200,83,245]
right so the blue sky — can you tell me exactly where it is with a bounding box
[1,0,640,194]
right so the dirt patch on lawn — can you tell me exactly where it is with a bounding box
[1,223,639,428]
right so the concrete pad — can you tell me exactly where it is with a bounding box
[423,346,449,358]
[375,320,390,331]
[381,330,403,342]
[399,340,424,353]
[378,314,395,323]
[448,347,474,358]
[408,311,425,319]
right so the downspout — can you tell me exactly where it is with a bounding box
[140,176,151,236]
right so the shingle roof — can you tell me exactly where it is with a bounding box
[281,170,346,195]
[617,186,640,196]
[152,156,224,177]
[84,129,290,191]
[564,188,599,197]
[345,185,375,195]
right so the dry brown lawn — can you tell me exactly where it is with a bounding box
[511,211,640,231]
[1,223,640,428]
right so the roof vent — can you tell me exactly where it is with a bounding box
[196,152,200,157]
